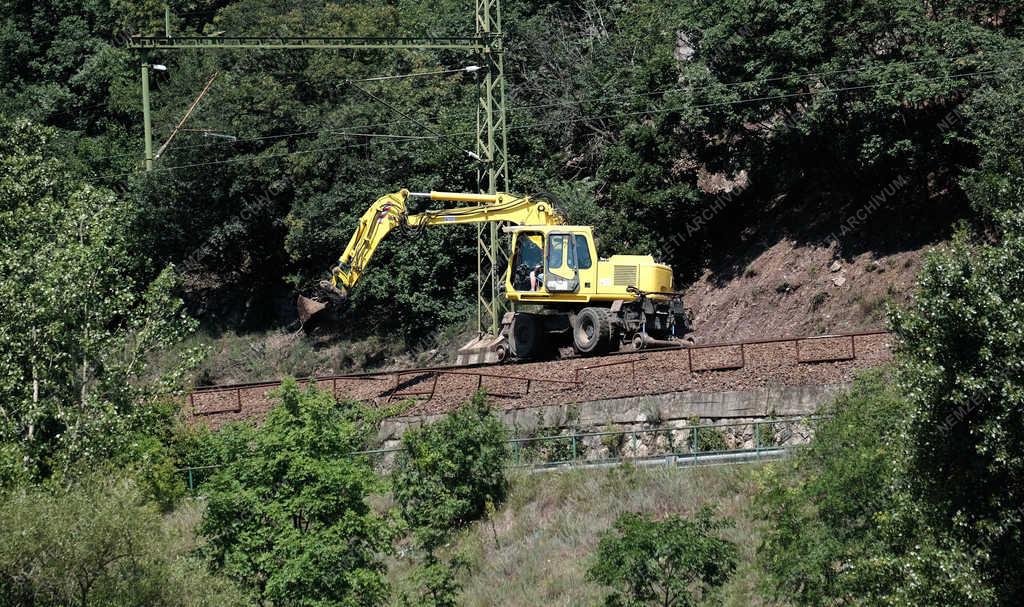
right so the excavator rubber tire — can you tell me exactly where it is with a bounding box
[573,307,611,355]
[509,313,540,359]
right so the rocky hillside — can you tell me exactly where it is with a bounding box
[686,239,927,342]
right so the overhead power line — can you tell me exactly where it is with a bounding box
[87,116,464,162]
[89,62,1019,183]
[91,140,387,180]
[508,65,1022,132]
[92,63,484,162]
[107,48,1018,164]
[351,65,482,82]
[347,80,481,161]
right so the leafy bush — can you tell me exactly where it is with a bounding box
[0,472,245,607]
[688,417,727,453]
[397,553,469,607]
[757,370,994,605]
[517,426,586,464]
[893,227,1024,601]
[392,390,509,551]
[170,421,258,492]
[0,442,28,490]
[587,507,738,607]
[753,420,777,449]
[200,378,392,607]
[601,426,628,458]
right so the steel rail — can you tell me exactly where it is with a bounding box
[187,330,892,417]
[189,329,891,394]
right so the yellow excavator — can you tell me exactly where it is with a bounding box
[297,189,691,361]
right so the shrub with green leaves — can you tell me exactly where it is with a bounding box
[0,472,245,607]
[893,227,1024,601]
[392,391,509,551]
[200,378,392,607]
[688,417,727,453]
[587,507,738,607]
[757,370,994,605]
[397,553,468,607]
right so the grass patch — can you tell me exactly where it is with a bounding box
[387,464,779,606]
[169,316,477,386]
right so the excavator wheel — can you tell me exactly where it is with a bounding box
[573,307,611,355]
[509,313,541,359]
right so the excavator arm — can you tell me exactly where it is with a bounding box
[305,189,565,314]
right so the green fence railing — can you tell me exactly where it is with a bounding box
[180,416,816,491]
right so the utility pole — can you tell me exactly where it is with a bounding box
[475,0,511,335]
[140,55,154,171]
[130,1,511,335]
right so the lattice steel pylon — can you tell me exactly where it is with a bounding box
[475,0,511,336]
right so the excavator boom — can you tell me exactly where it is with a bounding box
[297,189,565,323]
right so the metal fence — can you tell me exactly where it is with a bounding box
[179,416,815,491]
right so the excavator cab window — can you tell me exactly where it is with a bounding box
[511,232,544,292]
[574,234,592,269]
[548,234,566,267]
[544,233,580,293]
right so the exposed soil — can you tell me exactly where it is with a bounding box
[684,240,931,342]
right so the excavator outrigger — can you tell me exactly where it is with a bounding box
[298,189,691,362]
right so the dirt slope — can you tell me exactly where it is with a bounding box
[684,239,931,343]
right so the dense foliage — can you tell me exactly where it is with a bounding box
[392,390,509,551]
[587,508,738,607]
[389,391,507,605]
[892,234,1024,598]
[200,379,392,606]
[757,371,994,605]
[757,16,1024,600]
[0,118,199,484]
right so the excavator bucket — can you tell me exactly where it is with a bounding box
[296,294,329,326]
[296,280,349,328]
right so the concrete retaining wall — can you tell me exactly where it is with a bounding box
[377,383,848,447]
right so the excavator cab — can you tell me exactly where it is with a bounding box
[505,226,599,302]
[542,232,580,293]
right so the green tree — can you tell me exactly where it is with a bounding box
[757,371,994,605]
[893,227,1024,602]
[200,378,391,607]
[587,507,738,607]
[889,72,1024,604]
[397,553,468,607]
[391,390,509,552]
[959,67,1024,228]
[0,118,200,482]
[0,472,246,607]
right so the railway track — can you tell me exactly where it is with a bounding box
[186,330,893,427]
